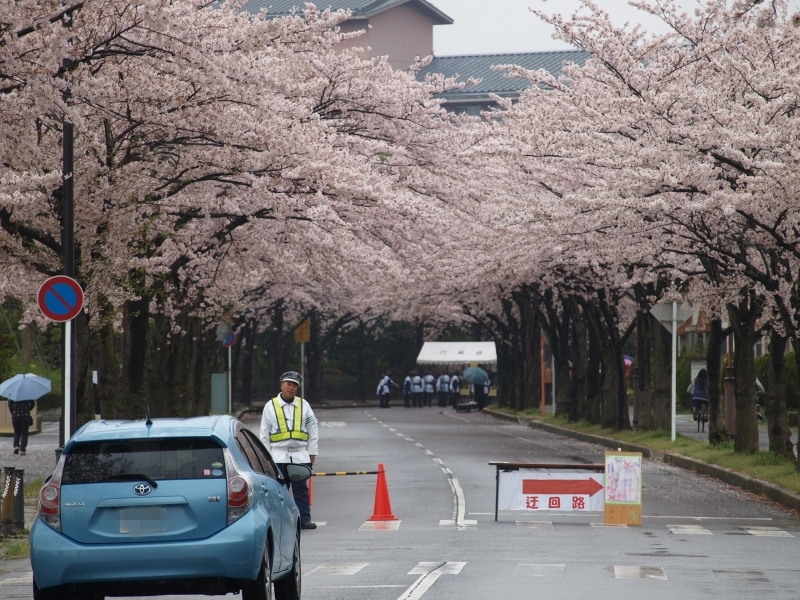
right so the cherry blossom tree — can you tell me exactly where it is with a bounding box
[469,0,800,450]
[1,0,480,415]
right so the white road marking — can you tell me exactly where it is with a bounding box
[614,565,668,580]
[359,520,402,530]
[372,416,475,528]
[398,562,466,600]
[668,524,712,535]
[742,526,794,537]
[306,563,368,576]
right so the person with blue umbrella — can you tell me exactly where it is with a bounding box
[9,397,35,455]
[0,372,51,455]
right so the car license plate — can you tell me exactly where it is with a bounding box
[119,506,168,534]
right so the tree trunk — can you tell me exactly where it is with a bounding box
[550,306,572,418]
[727,293,763,454]
[765,331,794,458]
[569,298,588,423]
[516,291,541,414]
[498,298,521,411]
[651,320,671,430]
[584,303,603,425]
[705,318,728,445]
[635,311,654,430]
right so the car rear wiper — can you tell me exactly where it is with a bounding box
[106,473,159,488]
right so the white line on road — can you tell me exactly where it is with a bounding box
[398,562,466,600]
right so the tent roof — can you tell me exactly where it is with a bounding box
[416,341,497,366]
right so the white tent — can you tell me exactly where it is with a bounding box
[416,341,497,366]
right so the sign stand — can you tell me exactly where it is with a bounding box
[603,451,643,525]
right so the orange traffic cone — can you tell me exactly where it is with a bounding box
[368,463,397,521]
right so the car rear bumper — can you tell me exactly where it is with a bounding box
[30,514,264,590]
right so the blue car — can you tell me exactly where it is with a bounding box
[30,415,311,600]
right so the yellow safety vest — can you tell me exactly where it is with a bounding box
[269,397,310,442]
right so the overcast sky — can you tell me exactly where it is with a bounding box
[428,0,701,55]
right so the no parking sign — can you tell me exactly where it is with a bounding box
[38,275,84,322]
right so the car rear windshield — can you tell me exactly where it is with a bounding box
[61,438,226,484]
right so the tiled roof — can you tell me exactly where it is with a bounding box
[416,51,590,100]
[241,0,453,23]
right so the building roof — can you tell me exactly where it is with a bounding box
[416,50,591,101]
[417,341,497,366]
[241,0,453,24]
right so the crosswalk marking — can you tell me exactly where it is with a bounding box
[439,518,477,526]
[306,563,368,576]
[742,526,794,537]
[713,569,770,582]
[409,562,466,575]
[359,519,402,530]
[668,524,712,535]
[614,566,668,580]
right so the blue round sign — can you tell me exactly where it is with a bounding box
[222,331,236,347]
[38,276,84,322]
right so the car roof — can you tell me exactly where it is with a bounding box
[63,415,236,451]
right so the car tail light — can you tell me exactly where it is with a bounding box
[39,480,62,531]
[228,476,249,507]
[227,473,252,524]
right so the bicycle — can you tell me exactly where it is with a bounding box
[696,402,709,432]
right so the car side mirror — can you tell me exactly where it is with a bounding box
[283,463,312,483]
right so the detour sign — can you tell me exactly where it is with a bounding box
[496,467,605,513]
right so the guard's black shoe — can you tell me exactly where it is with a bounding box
[301,522,317,530]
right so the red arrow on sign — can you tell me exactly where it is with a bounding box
[522,477,604,497]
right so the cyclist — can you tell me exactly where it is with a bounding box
[690,368,709,422]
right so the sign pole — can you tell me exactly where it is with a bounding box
[671,301,678,442]
[62,122,76,445]
[37,275,84,445]
[219,325,236,415]
[294,320,311,400]
[649,300,693,443]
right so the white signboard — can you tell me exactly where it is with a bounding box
[497,469,605,512]
[604,453,642,503]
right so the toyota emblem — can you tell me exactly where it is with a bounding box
[133,483,152,496]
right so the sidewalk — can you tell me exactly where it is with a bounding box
[0,420,60,594]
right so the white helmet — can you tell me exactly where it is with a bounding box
[280,371,302,386]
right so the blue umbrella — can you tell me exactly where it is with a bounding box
[0,373,51,401]
[462,366,489,385]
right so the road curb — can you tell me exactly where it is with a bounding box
[660,452,800,513]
